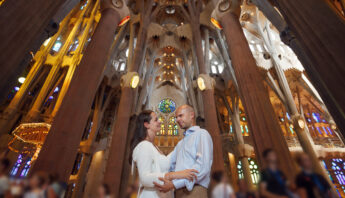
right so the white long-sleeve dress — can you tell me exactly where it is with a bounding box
[132,140,173,198]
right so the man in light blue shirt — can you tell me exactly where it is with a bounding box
[154,105,213,197]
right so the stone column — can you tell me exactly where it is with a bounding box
[29,0,128,182]
[275,0,345,137]
[104,1,155,196]
[197,74,225,171]
[223,93,254,190]
[104,72,138,196]
[212,1,296,178]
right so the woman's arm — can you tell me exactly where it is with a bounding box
[134,142,166,188]
[164,169,198,181]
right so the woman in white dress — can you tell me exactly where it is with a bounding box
[129,110,198,198]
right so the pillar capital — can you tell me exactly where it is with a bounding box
[234,143,254,158]
[120,72,141,88]
[291,113,306,130]
[101,0,129,19]
[196,74,215,91]
[211,0,241,22]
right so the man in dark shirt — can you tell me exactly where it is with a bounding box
[259,149,290,198]
[295,153,334,198]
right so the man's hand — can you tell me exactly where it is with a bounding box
[153,177,175,193]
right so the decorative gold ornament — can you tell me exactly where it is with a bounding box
[8,123,51,162]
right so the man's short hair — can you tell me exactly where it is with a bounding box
[0,158,10,170]
[262,148,274,158]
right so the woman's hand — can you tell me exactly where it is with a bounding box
[165,169,199,181]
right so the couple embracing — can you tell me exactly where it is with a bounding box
[129,105,213,198]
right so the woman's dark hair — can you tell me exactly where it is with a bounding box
[128,110,154,164]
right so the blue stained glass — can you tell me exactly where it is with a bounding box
[327,127,333,135]
[316,127,322,135]
[158,99,176,114]
[312,113,320,122]
[241,125,244,133]
[245,125,249,133]
[230,125,233,133]
[322,126,328,135]
[20,159,31,177]
[286,112,291,120]
[11,154,23,176]
[52,41,62,52]
[331,158,345,191]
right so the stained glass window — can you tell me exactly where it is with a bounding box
[168,117,178,136]
[52,37,62,53]
[158,99,176,114]
[331,158,345,185]
[237,158,260,184]
[10,154,23,176]
[159,116,165,135]
[20,159,31,177]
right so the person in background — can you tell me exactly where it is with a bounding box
[0,158,10,198]
[97,183,112,198]
[236,179,257,198]
[24,172,47,198]
[211,171,235,198]
[259,149,290,198]
[46,173,66,198]
[295,152,335,198]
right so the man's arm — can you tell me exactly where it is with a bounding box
[173,131,213,191]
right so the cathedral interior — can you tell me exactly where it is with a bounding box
[0,0,345,197]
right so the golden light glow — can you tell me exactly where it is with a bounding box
[211,17,222,29]
[158,61,162,65]
[43,38,51,46]
[18,77,25,84]
[171,53,175,57]
[197,77,206,91]
[331,124,337,130]
[130,75,140,88]
[297,119,305,129]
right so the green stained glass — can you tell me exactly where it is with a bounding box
[158,99,176,114]
[237,158,260,184]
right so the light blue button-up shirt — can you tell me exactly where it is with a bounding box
[169,125,213,191]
